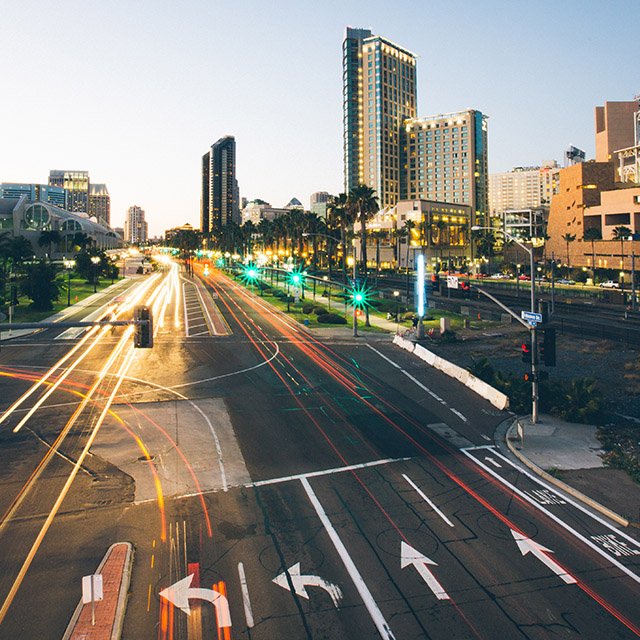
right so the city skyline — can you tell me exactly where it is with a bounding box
[1,1,637,236]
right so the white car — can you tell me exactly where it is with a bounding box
[599,280,620,289]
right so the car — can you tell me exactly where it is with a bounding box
[557,278,575,285]
[490,273,511,279]
[518,274,531,281]
[599,280,620,289]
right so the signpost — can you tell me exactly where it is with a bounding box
[521,310,543,326]
[82,574,103,626]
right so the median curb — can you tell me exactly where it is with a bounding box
[62,541,134,640]
[505,419,630,528]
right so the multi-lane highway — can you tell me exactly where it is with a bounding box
[0,260,638,639]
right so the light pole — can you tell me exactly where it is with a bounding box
[352,242,358,337]
[63,258,76,306]
[473,225,539,424]
[323,275,331,310]
[90,256,101,293]
[393,290,400,334]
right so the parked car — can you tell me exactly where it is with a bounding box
[490,273,511,279]
[599,280,620,289]
[518,274,531,281]
[557,278,575,285]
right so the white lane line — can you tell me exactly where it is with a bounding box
[402,474,454,527]
[237,562,254,628]
[492,450,640,550]
[194,279,216,335]
[301,477,396,640]
[461,449,640,586]
[188,401,228,491]
[251,457,408,487]
[182,283,190,337]
[367,345,469,423]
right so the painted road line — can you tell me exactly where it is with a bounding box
[402,474,454,527]
[491,449,640,551]
[237,562,254,628]
[450,408,469,423]
[366,344,401,368]
[461,449,640,586]
[301,477,396,640]
[273,562,343,607]
[182,282,190,337]
[511,530,576,584]
[484,456,502,468]
[400,541,450,599]
[251,457,408,488]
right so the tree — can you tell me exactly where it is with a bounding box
[348,184,379,276]
[612,225,632,269]
[430,219,447,267]
[327,193,351,283]
[37,230,62,258]
[583,227,602,278]
[72,232,93,252]
[561,232,576,269]
[23,260,61,311]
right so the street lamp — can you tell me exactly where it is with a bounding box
[63,258,76,306]
[393,290,400,334]
[90,256,101,293]
[472,225,539,424]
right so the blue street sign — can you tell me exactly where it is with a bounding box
[521,310,543,325]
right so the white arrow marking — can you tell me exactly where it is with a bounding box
[484,456,502,468]
[400,542,450,600]
[159,574,232,627]
[273,562,343,607]
[511,530,576,584]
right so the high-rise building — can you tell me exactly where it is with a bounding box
[595,100,638,162]
[88,183,111,225]
[124,205,148,244]
[0,183,67,209]
[48,170,90,214]
[489,161,560,214]
[343,28,417,207]
[201,136,239,235]
[403,110,488,227]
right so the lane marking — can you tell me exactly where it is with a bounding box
[484,456,502,468]
[403,474,454,527]
[301,477,396,640]
[461,449,640,585]
[366,344,401,369]
[237,562,254,628]
[251,457,408,487]
[450,408,468,423]
[182,282,190,337]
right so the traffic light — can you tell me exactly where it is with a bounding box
[540,327,556,367]
[134,305,153,348]
[521,341,532,363]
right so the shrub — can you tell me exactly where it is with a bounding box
[312,305,327,315]
[302,302,315,314]
[271,289,284,298]
[317,313,347,325]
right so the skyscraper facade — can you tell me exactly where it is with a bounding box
[201,136,239,235]
[342,28,417,207]
[124,205,148,244]
[0,183,67,209]
[403,110,488,227]
[88,183,111,225]
[488,162,560,214]
[48,170,90,214]
[595,100,638,162]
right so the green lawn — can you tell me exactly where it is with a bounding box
[4,276,121,323]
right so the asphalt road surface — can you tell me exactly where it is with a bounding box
[0,260,639,639]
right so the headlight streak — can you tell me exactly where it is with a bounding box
[0,327,137,626]
[210,268,640,638]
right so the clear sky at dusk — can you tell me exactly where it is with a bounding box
[1,0,637,236]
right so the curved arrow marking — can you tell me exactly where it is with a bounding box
[159,574,232,627]
[400,542,450,600]
[273,563,343,607]
[511,530,576,584]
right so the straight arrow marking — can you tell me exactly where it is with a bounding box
[511,530,577,584]
[484,456,502,468]
[273,562,343,607]
[400,541,450,600]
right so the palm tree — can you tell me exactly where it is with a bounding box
[583,227,602,279]
[326,193,351,282]
[431,219,447,268]
[612,225,632,270]
[348,184,379,277]
[561,232,576,270]
[37,229,62,258]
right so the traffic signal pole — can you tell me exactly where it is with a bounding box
[529,247,538,424]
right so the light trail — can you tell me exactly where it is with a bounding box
[0,327,136,625]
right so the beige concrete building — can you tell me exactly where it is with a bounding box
[489,162,560,214]
[403,110,488,228]
[595,100,638,162]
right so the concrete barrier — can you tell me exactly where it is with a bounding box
[395,339,509,410]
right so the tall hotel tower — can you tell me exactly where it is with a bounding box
[343,28,417,208]
[201,136,240,235]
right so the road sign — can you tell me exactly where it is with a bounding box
[160,574,231,627]
[446,276,459,289]
[273,563,343,607]
[521,310,542,326]
[82,574,103,604]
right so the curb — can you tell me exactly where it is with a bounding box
[62,542,134,640]
[505,419,630,528]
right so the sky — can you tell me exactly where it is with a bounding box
[1,0,637,236]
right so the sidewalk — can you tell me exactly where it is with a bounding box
[505,414,640,527]
[63,542,133,640]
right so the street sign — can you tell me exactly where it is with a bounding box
[446,276,459,289]
[82,574,103,604]
[521,310,542,326]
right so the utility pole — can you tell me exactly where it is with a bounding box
[632,251,637,312]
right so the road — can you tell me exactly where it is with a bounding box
[0,260,638,639]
